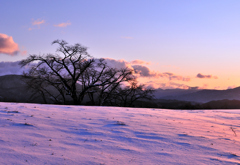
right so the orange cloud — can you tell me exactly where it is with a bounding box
[0,33,19,56]
[54,22,71,27]
[32,19,45,25]
[196,73,218,79]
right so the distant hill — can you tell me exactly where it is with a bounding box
[0,74,44,103]
[158,87,240,103]
[2,74,240,109]
[0,74,69,104]
[154,88,200,98]
[0,74,91,104]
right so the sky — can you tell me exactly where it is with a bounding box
[1,0,240,89]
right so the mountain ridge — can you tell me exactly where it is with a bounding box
[156,87,240,103]
[1,74,240,105]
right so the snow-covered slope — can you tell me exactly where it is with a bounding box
[0,102,239,165]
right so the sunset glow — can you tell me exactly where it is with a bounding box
[1,1,240,89]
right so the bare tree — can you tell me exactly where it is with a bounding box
[96,68,134,105]
[20,40,99,104]
[20,40,136,105]
[79,59,135,105]
[112,81,154,107]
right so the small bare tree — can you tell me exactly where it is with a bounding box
[78,59,135,105]
[110,80,154,107]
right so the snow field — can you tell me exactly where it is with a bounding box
[0,102,240,165]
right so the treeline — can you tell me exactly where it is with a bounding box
[153,99,240,109]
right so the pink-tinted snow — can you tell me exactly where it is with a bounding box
[0,102,239,164]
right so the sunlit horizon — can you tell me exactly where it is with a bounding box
[1,0,240,90]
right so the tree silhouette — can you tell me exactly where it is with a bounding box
[20,40,139,105]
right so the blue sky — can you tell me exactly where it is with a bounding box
[1,0,240,89]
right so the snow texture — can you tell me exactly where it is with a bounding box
[0,102,240,165]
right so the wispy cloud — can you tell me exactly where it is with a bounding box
[28,19,45,31]
[20,50,27,56]
[145,81,192,89]
[32,19,45,25]
[130,59,151,65]
[0,33,19,56]
[160,72,191,82]
[196,73,218,79]
[54,22,71,27]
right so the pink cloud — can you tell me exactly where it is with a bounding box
[103,58,132,69]
[145,81,191,89]
[32,19,45,25]
[167,82,192,89]
[132,65,151,76]
[196,73,218,79]
[19,46,27,56]
[54,22,71,27]
[160,72,191,82]
[130,59,150,65]
[132,66,191,82]
[0,33,19,56]
[103,58,190,82]
[21,50,28,56]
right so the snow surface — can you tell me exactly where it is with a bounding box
[0,102,240,165]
